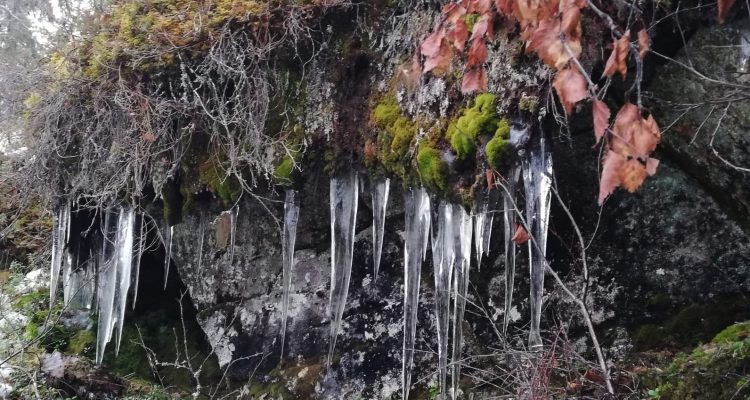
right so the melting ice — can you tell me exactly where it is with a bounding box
[327,172,358,366]
[279,189,300,358]
[371,178,390,279]
[522,137,553,350]
[402,188,430,400]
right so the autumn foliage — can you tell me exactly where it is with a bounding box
[412,0,703,204]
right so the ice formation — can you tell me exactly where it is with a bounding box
[431,201,454,399]
[502,167,520,334]
[451,205,472,399]
[522,136,553,350]
[371,178,390,279]
[402,188,431,400]
[279,189,300,358]
[327,172,359,366]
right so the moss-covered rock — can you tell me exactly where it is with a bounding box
[417,144,448,193]
[645,322,750,400]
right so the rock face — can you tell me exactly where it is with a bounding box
[650,20,750,233]
[165,21,750,398]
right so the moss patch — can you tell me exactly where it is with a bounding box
[417,144,449,193]
[644,322,750,400]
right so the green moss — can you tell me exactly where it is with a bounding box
[198,159,242,209]
[486,136,509,170]
[274,154,296,183]
[645,321,750,400]
[712,322,750,344]
[417,145,448,193]
[273,124,305,185]
[463,13,480,33]
[370,97,417,182]
[446,93,502,161]
[373,100,401,127]
[67,329,96,354]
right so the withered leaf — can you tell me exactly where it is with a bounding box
[512,224,531,245]
[461,68,488,93]
[638,29,650,59]
[602,31,631,79]
[718,0,736,23]
[553,66,588,113]
[592,99,610,144]
[467,37,489,67]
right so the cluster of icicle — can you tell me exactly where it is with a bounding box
[276,136,553,400]
[49,140,551,399]
[49,205,146,364]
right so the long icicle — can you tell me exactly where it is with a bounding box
[96,208,121,364]
[163,225,173,290]
[473,193,491,269]
[280,189,300,358]
[502,167,520,334]
[523,136,553,351]
[327,172,358,366]
[402,188,431,400]
[450,205,472,400]
[229,205,239,264]
[114,207,135,355]
[132,215,145,309]
[49,202,70,305]
[371,178,390,280]
[431,201,454,400]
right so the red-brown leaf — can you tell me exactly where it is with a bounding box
[423,39,453,74]
[718,0,736,23]
[646,157,660,175]
[470,14,494,41]
[486,168,495,189]
[602,31,631,79]
[512,224,531,245]
[142,132,156,143]
[467,37,489,67]
[447,20,469,52]
[461,68,488,93]
[466,0,493,14]
[632,114,661,158]
[553,66,588,113]
[592,99,610,144]
[421,30,445,58]
[559,0,583,41]
[443,3,467,24]
[598,150,625,204]
[494,0,514,14]
[638,29,650,59]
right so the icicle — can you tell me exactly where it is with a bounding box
[114,207,135,355]
[327,172,358,366]
[132,216,145,309]
[163,225,173,290]
[49,203,70,305]
[197,215,205,272]
[431,202,454,400]
[472,193,490,268]
[451,205,472,400]
[62,245,75,307]
[502,168,520,334]
[229,205,238,264]
[96,209,120,365]
[82,255,96,310]
[402,187,431,400]
[279,189,300,358]
[371,178,390,280]
[523,137,553,351]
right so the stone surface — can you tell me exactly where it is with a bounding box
[163,20,750,399]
